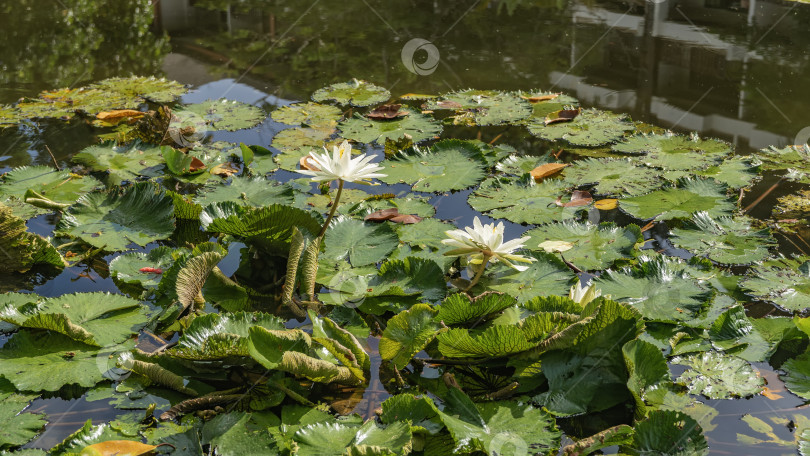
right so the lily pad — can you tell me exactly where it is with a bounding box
[562,157,663,196]
[270,127,333,153]
[740,256,810,312]
[756,144,810,183]
[109,246,179,289]
[495,154,553,176]
[672,351,764,399]
[476,251,574,302]
[0,292,148,347]
[426,89,532,126]
[529,108,635,147]
[0,105,23,128]
[380,141,487,192]
[595,255,712,322]
[312,80,390,107]
[339,108,441,144]
[626,410,708,456]
[0,165,101,207]
[72,142,165,186]
[468,176,580,225]
[271,102,341,129]
[194,177,295,208]
[619,178,734,221]
[696,156,760,189]
[0,203,65,273]
[323,218,398,267]
[57,183,175,251]
[614,133,731,156]
[89,76,188,104]
[670,212,775,265]
[0,393,47,450]
[182,99,266,131]
[525,221,642,270]
[379,303,441,369]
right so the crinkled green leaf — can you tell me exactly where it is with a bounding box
[380,304,441,369]
[181,99,266,131]
[56,183,175,251]
[526,221,642,270]
[194,177,294,208]
[696,156,760,189]
[426,89,532,126]
[477,251,574,303]
[740,256,810,312]
[529,108,635,147]
[619,178,734,221]
[169,312,285,360]
[562,157,662,196]
[380,140,486,192]
[312,80,390,107]
[89,76,188,104]
[340,109,441,144]
[756,144,810,183]
[270,127,333,153]
[0,203,65,272]
[625,410,708,456]
[671,212,774,265]
[271,102,341,128]
[436,292,516,326]
[323,217,398,267]
[0,165,101,208]
[672,351,764,399]
[468,176,580,225]
[72,142,165,186]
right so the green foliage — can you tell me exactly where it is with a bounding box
[0,203,65,272]
[181,99,266,131]
[468,176,580,225]
[526,221,643,270]
[312,80,390,107]
[426,89,532,126]
[529,108,635,147]
[379,140,487,192]
[339,108,442,144]
[670,212,775,265]
[672,351,764,399]
[619,178,735,221]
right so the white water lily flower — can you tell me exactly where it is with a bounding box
[569,281,602,306]
[297,140,386,183]
[442,216,535,272]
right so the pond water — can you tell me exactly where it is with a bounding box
[2,0,810,454]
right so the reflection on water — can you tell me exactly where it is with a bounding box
[2,0,810,453]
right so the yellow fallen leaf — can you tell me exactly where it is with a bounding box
[594,199,618,210]
[538,240,574,253]
[761,387,784,401]
[210,162,240,178]
[521,94,559,103]
[79,440,160,456]
[530,163,567,181]
[96,110,145,121]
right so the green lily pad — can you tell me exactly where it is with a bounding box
[495,154,553,176]
[380,141,487,192]
[182,99,266,131]
[0,165,101,207]
[775,189,810,218]
[312,80,390,107]
[594,255,712,322]
[562,157,663,196]
[0,393,47,450]
[436,388,561,455]
[72,141,166,186]
[619,178,734,221]
[89,76,188,103]
[626,410,708,456]
[57,183,175,251]
[0,203,65,273]
[305,188,369,214]
[672,351,764,399]
[614,133,731,156]
[670,212,775,265]
[271,102,341,129]
[756,144,810,183]
[529,108,635,147]
[476,251,575,302]
[109,246,179,289]
[426,89,532,126]
[0,330,133,391]
[270,127,333,153]
[323,218,398,267]
[740,256,810,312]
[194,177,295,208]
[468,176,580,225]
[0,292,148,347]
[525,221,643,270]
[339,108,441,144]
[0,105,23,128]
[18,87,140,118]
[696,156,761,189]
[379,303,441,369]
[168,312,285,361]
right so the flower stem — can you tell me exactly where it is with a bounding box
[317,179,344,238]
[463,254,491,292]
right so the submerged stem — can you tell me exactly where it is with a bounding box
[317,179,344,238]
[463,254,492,292]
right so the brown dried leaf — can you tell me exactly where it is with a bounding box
[188,156,206,173]
[544,108,581,126]
[556,190,592,207]
[210,162,240,178]
[364,208,400,222]
[521,94,559,103]
[390,214,422,224]
[530,163,567,181]
[435,100,463,110]
[367,104,407,120]
[96,109,145,121]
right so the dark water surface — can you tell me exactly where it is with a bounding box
[2,0,810,453]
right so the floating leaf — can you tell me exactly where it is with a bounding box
[562,157,662,196]
[323,218,398,267]
[696,156,760,189]
[670,212,775,265]
[614,133,731,156]
[626,410,708,456]
[529,108,635,147]
[78,440,159,456]
[339,108,441,144]
[0,292,148,346]
[194,177,295,208]
[380,141,486,192]
[426,89,532,126]
[0,393,47,450]
[169,312,285,361]
[673,351,764,399]
[270,127,333,153]
[530,162,567,181]
[72,142,165,186]
[380,304,441,369]
[109,247,178,289]
[495,154,553,176]
[367,104,407,120]
[56,183,175,251]
[756,144,810,183]
[0,165,101,208]
[468,176,580,225]
[312,80,390,107]
[271,101,342,129]
[436,292,516,326]
[740,256,810,312]
[619,178,734,221]
[595,255,712,322]
[181,99,266,131]
[476,251,574,302]
[525,221,642,270]
[0,203,65,272]
[89,76,188,104]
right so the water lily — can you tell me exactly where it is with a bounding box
[296,140,386,237]
[443,217,535,290]
[569,281,602,306]
[298,140,386,184]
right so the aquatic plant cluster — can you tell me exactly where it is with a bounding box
[1,76,810,454]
